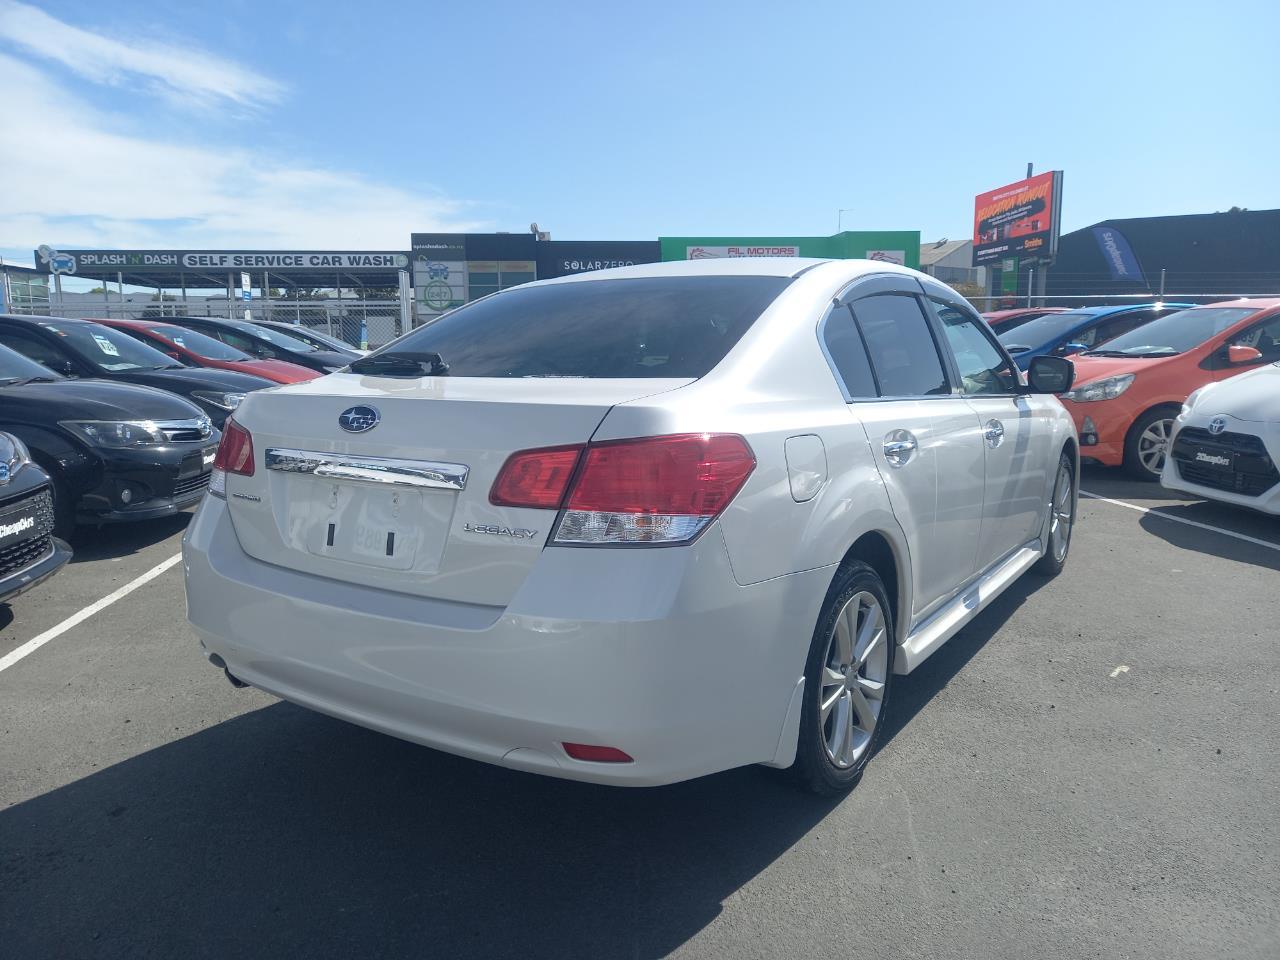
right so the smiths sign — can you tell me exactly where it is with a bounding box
[33,248,409,275]
[972,171,1064,265]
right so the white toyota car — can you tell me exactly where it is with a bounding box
[184,258,1078,794]
[1162,361,1280,514]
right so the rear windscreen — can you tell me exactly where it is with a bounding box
[385,275,792,378]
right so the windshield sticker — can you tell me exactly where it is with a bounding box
[172,336,186,347]
[92,334,121,356]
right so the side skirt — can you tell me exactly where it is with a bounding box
[894,540,1042,675]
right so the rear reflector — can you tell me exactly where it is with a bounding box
[562,743,634,763]
[209,418,254,498]
[489,444,583,509]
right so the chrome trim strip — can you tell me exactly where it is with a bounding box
[264,447,468,491]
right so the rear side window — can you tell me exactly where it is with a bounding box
[386,276,792,378]
[849,294,950,397]
[821,305,878,398]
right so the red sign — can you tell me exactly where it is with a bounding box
[973,171,1063,264]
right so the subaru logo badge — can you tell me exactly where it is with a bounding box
[1208,416,1227,436]
[338,405,380,433]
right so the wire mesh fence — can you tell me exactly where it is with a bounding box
[4,298,406,349]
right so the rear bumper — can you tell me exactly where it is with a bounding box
[183,497,831,786]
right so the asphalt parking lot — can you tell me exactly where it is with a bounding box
[2,467,1277,960]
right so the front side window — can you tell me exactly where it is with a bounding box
[1231,315,1280,361]
[377,275,792,378]
[932,300,1017,395]
[848,294,949,397]
[0,333,69,375]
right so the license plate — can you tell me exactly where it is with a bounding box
[1189,446,1234,472]
[303,483,423,571]
[0,501,40,550]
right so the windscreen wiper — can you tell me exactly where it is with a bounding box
[348,351,450,377]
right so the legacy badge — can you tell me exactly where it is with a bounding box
[464,522,538,540]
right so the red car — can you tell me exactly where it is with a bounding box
[97,319,319,384]
[981,307,1070,331]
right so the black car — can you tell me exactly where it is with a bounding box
[0,430,72,603]
[0,344,219,538]
[254,320,365,357]
[164,317,352,373]
[0,315,276,428]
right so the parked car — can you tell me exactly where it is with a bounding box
[981,306,1069,331]
[254,320,368,357]
[164,317,353,373]
[997,302,1192,370]
[96,318,319,385]
[185,258,1078,795]
[1162,360,1280,513]
[0,430,72,603]
[1061,298,1280,479]
[0,343,218,538]
[0,315,276,427]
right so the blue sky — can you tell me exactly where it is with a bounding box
[1,0,1276,267]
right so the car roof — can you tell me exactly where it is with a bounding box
[538,256,902,286]
[1198,296,1280,311]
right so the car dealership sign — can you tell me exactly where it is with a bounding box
[33,247,410,275]
[686,245,800,259]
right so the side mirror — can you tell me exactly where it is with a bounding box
[1027,355,1074,394]
[1227,343,1262,365]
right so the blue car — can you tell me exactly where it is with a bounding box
[997,302,1193,369]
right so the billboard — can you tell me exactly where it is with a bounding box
[660,232,921,269]
[972,171,1063,265]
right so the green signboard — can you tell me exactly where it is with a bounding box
[659,231,921,269]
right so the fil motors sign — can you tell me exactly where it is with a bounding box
[686,245,800,259]
[33,247,410,275]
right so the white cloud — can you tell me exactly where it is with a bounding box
[0,0,284,108]
[0,52,482,257]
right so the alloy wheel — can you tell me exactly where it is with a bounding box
[1049,461,1073,562]
[1137,418,1174,475]
[819,591,889,769]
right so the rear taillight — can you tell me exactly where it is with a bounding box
[489,444,583,508]
[489,433,755,545]
[563,433,754,545]
[209,418,254,498]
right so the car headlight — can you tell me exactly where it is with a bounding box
[5,433,31,467]
[1063,373,1135,403]
[1181,385,1208,418]
[60,419,168,447]
[190,390,247,411]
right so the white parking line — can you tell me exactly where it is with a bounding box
[1081,491,1280,553]
[0,553,182,676]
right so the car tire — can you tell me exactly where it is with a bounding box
[1033,451,1074,577]
[1124,405,1180,481]
[793,561,895,796]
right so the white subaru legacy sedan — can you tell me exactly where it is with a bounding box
[184,258,1079,794]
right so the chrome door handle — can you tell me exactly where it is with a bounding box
[984,419,1005,448]
[882,431,918,467]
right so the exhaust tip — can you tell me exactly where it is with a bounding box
[224,668,249,689]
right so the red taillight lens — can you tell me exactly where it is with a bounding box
[567,434,755,515]
[213,418,254,476]
[562,743,633,763]
[489,444,583,508]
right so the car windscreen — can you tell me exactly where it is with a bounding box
[0,342,63,383]
[379,275,792,378]
[227,320,317,352]
[997,311,1095,348]
[147,324,250,361]
[39,321,181,372]
[1084,307,1258,356]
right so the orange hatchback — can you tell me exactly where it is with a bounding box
[1061,298,1280,479]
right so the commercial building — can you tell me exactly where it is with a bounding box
[1045,208,1280,299]
[659,231,920,268]
[0,262,50,313]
